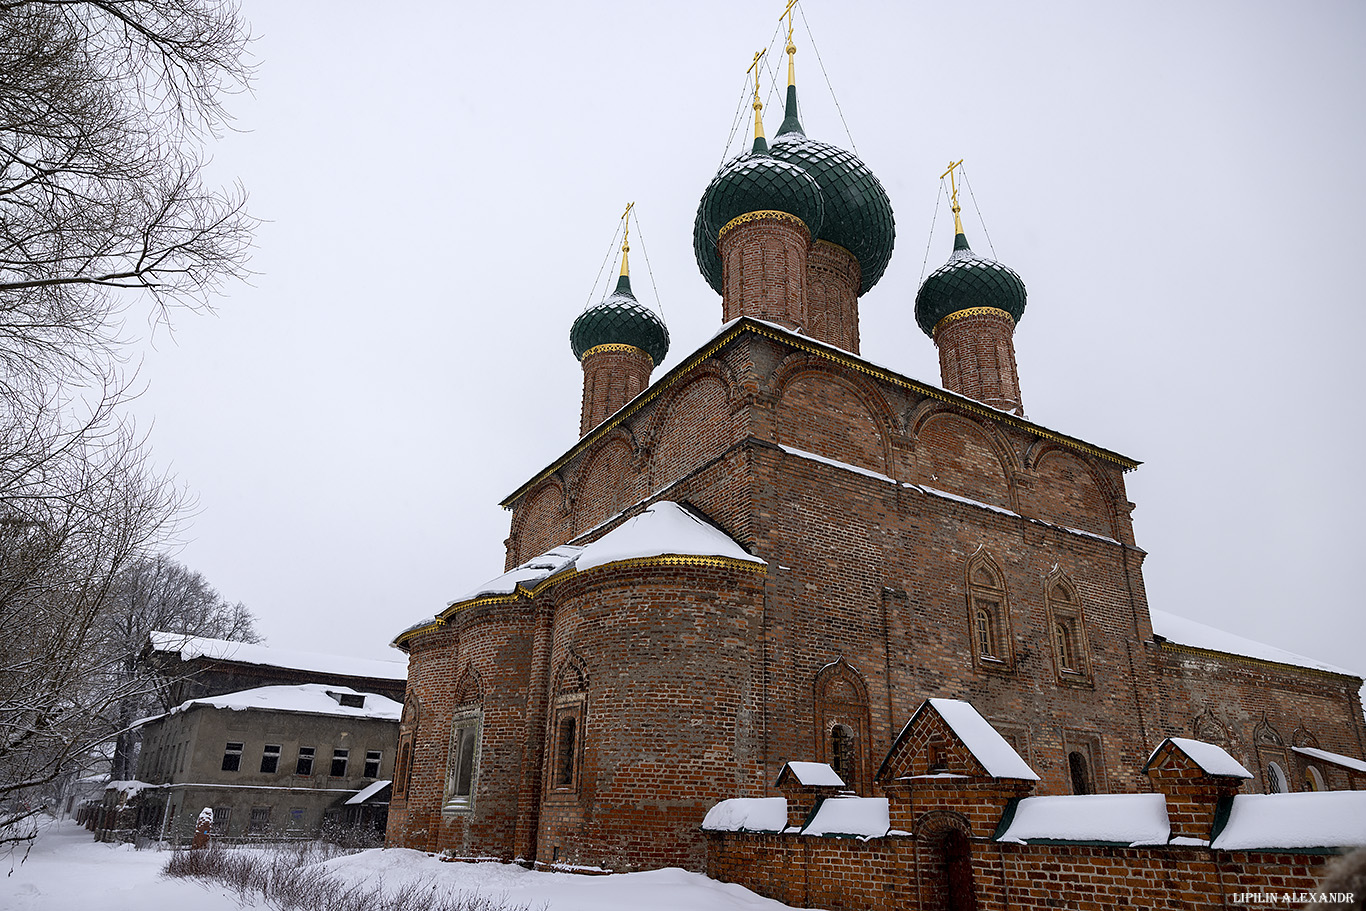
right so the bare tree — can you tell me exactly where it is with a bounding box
[0,0,255,847]
[103,553,261,780]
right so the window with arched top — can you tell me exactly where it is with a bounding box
[549,653,588,798]
[813,660,871,794]
[1068,751,1092,795]
[967,553,1013,671]
[1304,766,1325,791]
[1266,761,1287,793]
[1045,574,1092,685]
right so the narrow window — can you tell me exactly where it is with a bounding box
[974,605,996,658]
[221,742,243,772]
[831,723,855,784]
[331,748,349,777]
[394,738,413,798]
[1055,621,1076,671]
[296,746,315,775]
[555,716,577,787]
[364,750,382,779]
[928,742,947,774]
[1068,751,1092,795]
[1266,761,1287,793]
[248,806,271,834]
[445,716,480,810]
[260,744,281,774]
[1305,767,1325,791]
[211,807,231,835]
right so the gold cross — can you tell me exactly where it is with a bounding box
[940,159,964,210]
[621,201,633,253]
[780,0,800,45]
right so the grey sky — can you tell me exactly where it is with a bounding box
[130,1,1366,681]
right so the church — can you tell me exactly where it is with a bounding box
[384,15,1366,883]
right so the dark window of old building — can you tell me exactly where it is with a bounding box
[221,742,242,772]
[555,716,577,787]
[1068,750,1092,794]
[394,737,413,798]
[330,748,349,777]
[831,724,855,784]
[966,554,1012,668]
[974,605,998,658]
[296,746,314,776]
[260,744,280,774]
[248,806,271,834]
[1266,761,1287,793]
[364,750,382,778]
[211,806,231,835]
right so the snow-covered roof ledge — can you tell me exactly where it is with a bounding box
[801,797,890,839]
[1145,737,1254,779]
[775,761,846,789]
[701,797,787,834]
[148,631,407,682]
[1210,792,1366,851]
[1149,609,1359,679]
[1291,746,1366,775]
[996,794,1170,847]
[396,503,764,650]
[881,698,1039,782]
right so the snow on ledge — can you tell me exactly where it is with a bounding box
[1211,792,1366,851]
[1148,737,1253,778]
[779,445,895,484]
[1292,746,1366,774]
[149,631,406,682]
[802,797,890,839]
[576,501,764,571]
[141,683,402,726]
[701,797,787,833]
[997,794,1169,845]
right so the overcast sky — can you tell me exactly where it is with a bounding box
[129,0,1366,682]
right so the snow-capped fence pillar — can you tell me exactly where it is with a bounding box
[192,806,213,849]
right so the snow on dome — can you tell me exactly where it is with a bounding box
[1210,792,1366,851]
[148,631,406,682]
[1292,745,1366,774]
[1147,737,1253,778]
[575,501,764,572]
[923,698,1040,780]
[779,761,846,788]
[1149,608,1358,677]
[997,794,1170,846]
[701,797,787,833]
[145,683,401,726]
[802,797,890,839]
[451,545,583,604]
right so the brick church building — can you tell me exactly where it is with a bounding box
[385,26,1365,884]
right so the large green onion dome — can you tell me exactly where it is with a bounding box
[914,230,1027,338]
[570,273,670,367]
[694,134,825,294]
[769,84,896,295]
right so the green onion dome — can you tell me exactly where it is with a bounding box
[769,84,896,295]
[694,138,825,294]
[570,273,670,366]
[914,232,1027,338]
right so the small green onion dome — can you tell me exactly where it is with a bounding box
[694,139,825,294]
[914,232,1027,338]
[570,273,670,366]
[769,85,896,295]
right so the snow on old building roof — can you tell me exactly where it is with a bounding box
[700,797,787,833]
[1291,746,1366,774]
[1149,609,1358,678]
[996,794,1170,846]
[776,761,846,788]
[345,780,392,805]
[1146,737,1254,778]
[1210,792,1366,851]
[140,683,401,726]
[148,631,407,682]
[802,797,890,839]
[912,699,1040,781]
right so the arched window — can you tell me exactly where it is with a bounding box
[967,554,1012,670]
[1266,761,1287,793]
[1068,751,1092,795]
[554,716,577,788]
[1045,574,1091,684]
[831,724,855,784]
[550,653,588,798]
[814,660,870,794]
[1304,766,1325,791]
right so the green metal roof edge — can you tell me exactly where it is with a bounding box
[500,319,1141,509]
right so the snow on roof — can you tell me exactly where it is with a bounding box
[1148,737,1253,778]
[451,545,583,605]
[780,445,895,485]
[997,794,1169,846]
[345,780,392,806]
[802,797,890,839]
[1210,792,1366,851]
[143,683,401,726]
[925,699,1040,780]
[700,797,787,833]
[575,501,764,572]
[1148,609,1358,678]
[778,761,846,788]
[149,631,407,682]
[1292,746,1366,774]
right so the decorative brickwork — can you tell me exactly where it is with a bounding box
[805,240,860,353]
[719,215,810,329]
[579,343,654,437]
[934,307,1024,415]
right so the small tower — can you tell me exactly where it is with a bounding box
[570,209,670,437]
[915,161,1028,414]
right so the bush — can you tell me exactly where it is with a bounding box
[163,842,539,911]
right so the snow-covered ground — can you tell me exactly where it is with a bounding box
[1,820,809,911]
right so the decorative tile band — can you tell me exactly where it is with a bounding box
[932,306,1015,337]
[718,210,810,240]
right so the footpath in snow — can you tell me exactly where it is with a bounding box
[1,819,808,911]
